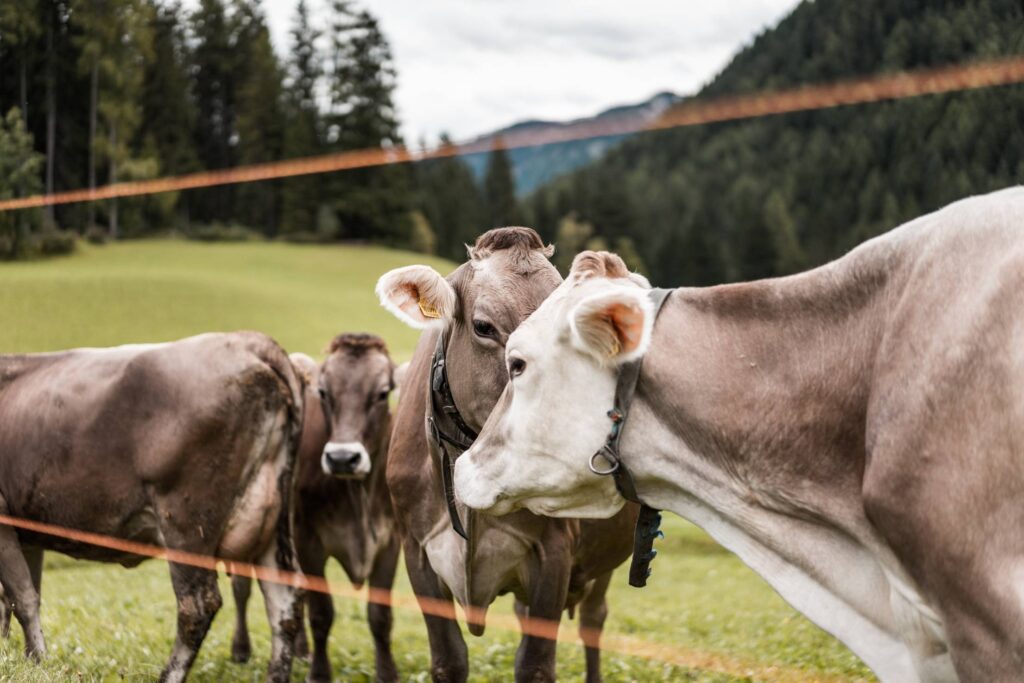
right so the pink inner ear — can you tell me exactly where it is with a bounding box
[395,283,422,318]
[607,302,644,353]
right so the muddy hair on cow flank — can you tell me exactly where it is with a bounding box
[570,250,631,280]
[466,226,555,264]
[327,332,389,357]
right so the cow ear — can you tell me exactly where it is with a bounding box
[569,287,654,365]
[376,265,457,329]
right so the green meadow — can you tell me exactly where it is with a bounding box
[0,240,873,682]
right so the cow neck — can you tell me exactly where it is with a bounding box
[588,287,673,588]
[427,328,477,541]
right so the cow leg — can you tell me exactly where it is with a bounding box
[293,589,309,659]
[256,538,301,683]
[367,536,401,683]
[302,548,332,683]
[578,572,613,683]
[230,573,254,663]
[0,585,9,639]
[160,563,222,683]
[515,535,572,683]
[0,499,45,659]
[404,536,468,683]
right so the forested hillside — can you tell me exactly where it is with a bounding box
[0,0,522,262]
[525,0,1024,286]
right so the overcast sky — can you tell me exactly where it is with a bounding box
[254,0,802,143]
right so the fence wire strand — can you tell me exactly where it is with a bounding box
[0,513,848,682]
[1,56,1022,212]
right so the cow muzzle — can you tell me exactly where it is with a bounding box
[321,442,371,478]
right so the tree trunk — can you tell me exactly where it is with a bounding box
[45,13,56,229]
[88,62,98,228]
[109,123,118,239]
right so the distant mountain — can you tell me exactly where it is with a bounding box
[461,91,680,196]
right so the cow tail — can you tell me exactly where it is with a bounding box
[254,337,305,575]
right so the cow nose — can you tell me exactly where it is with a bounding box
[321,442,370,478]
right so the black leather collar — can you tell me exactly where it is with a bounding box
[588,287,673,587]
[427,330,474,540]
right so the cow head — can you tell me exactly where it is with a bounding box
[317,333,395,478]
[377,226,561,429]
[378,227,565,613]
[455,251,654,519]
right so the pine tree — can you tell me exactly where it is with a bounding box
[326,1,400,150]
[189,0,235,223]
[0,107,44,257]
[232,0,284,235]
[0,1,41,124]
[323,0,409,243]
[279,0,322,236]
[484,139,519,228]
[416,134,485,260]
[73,0,154,237]
[764,190,806,275]
[141,0,199,228]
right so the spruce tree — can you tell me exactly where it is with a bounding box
[73,0,154,237]
[233,0,284,235]
[280,0,322,236]
[416,134,485,260]
[0,107,44,257]
[142,0,199,228]
[484,139,519,228]
[324,0,409,243]
[189,0,235,223]
[0,0,41,125]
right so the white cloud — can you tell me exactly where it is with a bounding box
[223,0,802,142]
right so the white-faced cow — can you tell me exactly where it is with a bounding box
[231,334,400,682]
[0,332,303,682]
[455,188,1024,683]
[378,227,638,683]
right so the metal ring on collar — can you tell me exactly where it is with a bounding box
[589,448,620,475]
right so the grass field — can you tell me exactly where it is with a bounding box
[0,240,875,682]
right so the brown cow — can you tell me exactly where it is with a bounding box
[231,334,400,682]
[377,227,637,682]
[0,332,303,682]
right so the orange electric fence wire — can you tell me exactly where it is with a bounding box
[0,55,1023,213]
[0,512,850,683]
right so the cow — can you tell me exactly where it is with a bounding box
[377,226,638,683]
[230,334,400,683]
[454,188,1024,683]
[0,332,303,683]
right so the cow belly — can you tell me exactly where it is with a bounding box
[218,460,282,561]
[654,490,923,682]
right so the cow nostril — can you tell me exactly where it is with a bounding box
[345,452,362,467]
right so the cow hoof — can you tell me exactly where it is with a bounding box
[231,642,252,664]
[307,655,331,683]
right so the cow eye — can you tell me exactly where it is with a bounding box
[376,390,389,402]
[318,387,328,402]
[508,357,527,378]
[473,320,497,338]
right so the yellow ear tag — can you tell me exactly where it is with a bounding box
[418,299,441,319]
